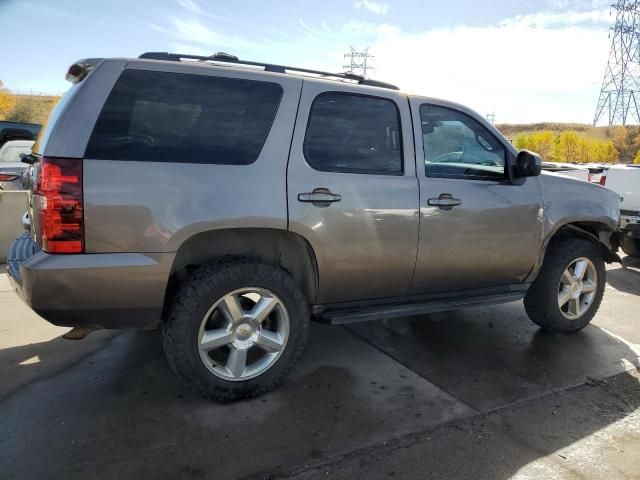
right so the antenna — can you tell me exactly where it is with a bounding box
[593,1,640,125]
[343,47,374,79]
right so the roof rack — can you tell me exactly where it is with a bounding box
[138,51,399,91]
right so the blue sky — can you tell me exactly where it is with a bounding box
[0,0,614,123]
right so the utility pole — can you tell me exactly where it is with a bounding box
[486,112,496,124]
[593,0,640,126]
[343,47,374,78]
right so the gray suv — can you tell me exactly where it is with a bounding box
[7,52,621,401]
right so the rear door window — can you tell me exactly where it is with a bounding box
[86,69,283,164]
[303,93,403,175]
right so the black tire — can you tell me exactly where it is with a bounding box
[524,237,606,333]
[621,235,640,258]
[163,259,310,402]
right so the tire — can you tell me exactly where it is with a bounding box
[621,235,640,258]
[524,237,605,333]
[163,259,310,402]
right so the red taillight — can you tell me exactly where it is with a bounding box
[35,157,83,253]
[599,175,607,186]
[0,173,19,182]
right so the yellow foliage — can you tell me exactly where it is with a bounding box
[514,130,619,164]
[634,151,640,164]
[0,89,17,119]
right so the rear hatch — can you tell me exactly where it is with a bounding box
[604,165,640,215]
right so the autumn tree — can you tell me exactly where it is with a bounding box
[513,130,619,163]
[0,79,17,120]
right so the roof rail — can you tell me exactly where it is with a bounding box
[138,51,399,91]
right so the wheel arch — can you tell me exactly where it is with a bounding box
[527,220,621,283]
[163,228,319,317]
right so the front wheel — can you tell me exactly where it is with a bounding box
[163,260,310,401]
[621,235,640,258]
[524,237,605,333]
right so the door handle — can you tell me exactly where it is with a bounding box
[428,194,462,209]
[298,189,342,204]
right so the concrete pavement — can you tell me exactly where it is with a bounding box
[0,258,639,479]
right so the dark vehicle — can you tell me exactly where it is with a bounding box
[0,121,41,148]
[7,53,621,401]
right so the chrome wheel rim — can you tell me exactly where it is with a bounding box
[558,257,598,320]
[197,287,290,382]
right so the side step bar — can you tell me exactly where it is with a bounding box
[313,291,526,325]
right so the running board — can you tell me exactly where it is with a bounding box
[313,291,525,325]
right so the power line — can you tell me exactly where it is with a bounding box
[593,0,640,125]
[343,47,373,78]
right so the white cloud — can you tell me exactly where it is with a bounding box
[153,5,612,123]
[365,11,611,123]
[355,0,389,15]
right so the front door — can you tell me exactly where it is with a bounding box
[287,83,419,304]
[410,100,543,294]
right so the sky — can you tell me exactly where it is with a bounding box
[0,0,616,124]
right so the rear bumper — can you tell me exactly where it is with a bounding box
[7,233,174,329]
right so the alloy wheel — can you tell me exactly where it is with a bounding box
[557,257,598,320]
[197,287,290,381]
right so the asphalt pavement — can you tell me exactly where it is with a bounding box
[0,258,639,479]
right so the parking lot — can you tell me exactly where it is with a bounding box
[1,258,639,480]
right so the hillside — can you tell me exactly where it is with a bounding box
[496,123,610,141]
[0,93,60,126]
[497,122,640,163]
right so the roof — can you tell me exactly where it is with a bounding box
[138,51,400,91]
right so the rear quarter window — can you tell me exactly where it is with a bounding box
[85,69,283,165]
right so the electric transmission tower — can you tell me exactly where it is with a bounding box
[593,0,640,126]
[343,47,373,78]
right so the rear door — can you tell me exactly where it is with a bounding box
[287,82,419,304]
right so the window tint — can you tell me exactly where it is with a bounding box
[304,93,402,174]
[86,69,283,164]
[420,105,506,180]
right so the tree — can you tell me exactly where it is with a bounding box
[634,150,640,164]
[591,140,619,164]
[514,133,531,151]
[554,131,589,163]
[0,79,17,120]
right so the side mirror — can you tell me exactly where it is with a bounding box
[514,150,542,178]
[20,153,37,165]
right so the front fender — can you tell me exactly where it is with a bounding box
[525,173,621,282]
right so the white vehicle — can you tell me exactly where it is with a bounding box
[0,140,34,190]
[541,162,590,182]
[601,164,640,257]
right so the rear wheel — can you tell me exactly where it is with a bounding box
[524,237,605,333]
[163,260,310,401]
[621,235,640,258]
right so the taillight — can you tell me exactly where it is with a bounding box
[35,157,83,253]
[599,175,607,186]
[0,173,19,182]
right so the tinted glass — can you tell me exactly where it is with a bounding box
[420,105,506,180]
[86,69,283,164]
[304,93,402,174]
